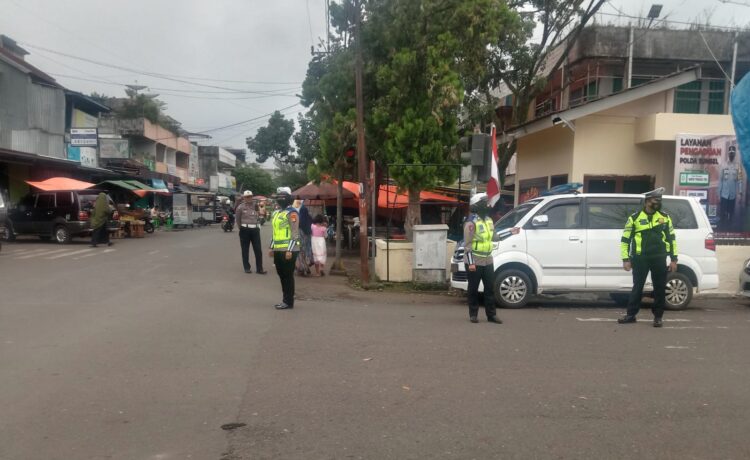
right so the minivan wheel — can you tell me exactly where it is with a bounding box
[54,225,71,244]
[664,272,693,310]
[494,269,532,309]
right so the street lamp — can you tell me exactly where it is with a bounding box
[647,4,662,26]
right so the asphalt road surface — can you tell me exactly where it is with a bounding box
[1,227,749,460]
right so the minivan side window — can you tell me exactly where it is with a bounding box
[56,192,73,207]
[35,193,55,209]
[539,201,581,229]
[662,198,698,229]
[587,198,642,229]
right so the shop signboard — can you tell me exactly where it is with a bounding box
[99,138,129,159]
[674,134,748,234]
[67,145,98,168]
[79,147,98,168]
[172,193,190,225]
[70,128,98,147]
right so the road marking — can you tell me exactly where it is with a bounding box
[665,346,691,349]
[46,248,94,259]
[74,248,115,259]
[15,249,69,259]
[148,250,160,255]
[664,326,706,329]
[576,317,691,322]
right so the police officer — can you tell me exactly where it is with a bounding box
[619,187,678,328]
[268,187,300,310]
[464,193,502,324]
[236,190,266,274]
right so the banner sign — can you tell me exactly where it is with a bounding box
[99,138,129,159]
[70,128,98,146]
[674,134,747,233]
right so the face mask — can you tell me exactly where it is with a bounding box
[472,204,489,218]
[277,198,291,209]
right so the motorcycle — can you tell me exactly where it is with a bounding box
[143,215,155,234]
[221,213,234,232]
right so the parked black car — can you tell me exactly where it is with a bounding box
[3,190,118,244]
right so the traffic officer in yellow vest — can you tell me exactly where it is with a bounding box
[268,187,300,310]
[464,193,502,324]
[619,187,678,328]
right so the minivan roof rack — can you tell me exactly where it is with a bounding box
[541,182,583,196]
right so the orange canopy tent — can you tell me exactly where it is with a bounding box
[26,177,95,191]
[338,181,458,209]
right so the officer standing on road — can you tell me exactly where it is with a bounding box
[236,190,266,275]
[619,187,678,328]
[269,187,300,310]
[464,193,502,324]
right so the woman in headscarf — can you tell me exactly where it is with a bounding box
[294,200,313,276]
[90,192,112,248]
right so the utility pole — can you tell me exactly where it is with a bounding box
[354,0,369,287]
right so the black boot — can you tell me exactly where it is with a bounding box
[653,317,663,328]
[617,315,637,324]
[469,316,478,323]
[487,316,503,324]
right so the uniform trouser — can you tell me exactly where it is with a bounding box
[274,251,298,307]
[627,255,667,319]
[467,263,496,319]
[239,227,263,271]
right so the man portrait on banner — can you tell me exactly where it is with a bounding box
[719,143,742,231]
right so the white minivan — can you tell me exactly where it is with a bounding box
[450,193,719,310]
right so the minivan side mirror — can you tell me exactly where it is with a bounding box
[531,215,549,227]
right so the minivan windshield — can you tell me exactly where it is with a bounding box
[494,200,540,231]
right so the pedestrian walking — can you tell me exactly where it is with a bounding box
[464,193,502,324]
[236,190,266,274]
[269,187,300,310]
[90,192,113,248]
[295,201,314,276]
[311,214,328,276]
[619,187,678,328]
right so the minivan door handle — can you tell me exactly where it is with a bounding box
[569,235,580,241]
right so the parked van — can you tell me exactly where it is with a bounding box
[450,194,718,310]
[4,190,118,244]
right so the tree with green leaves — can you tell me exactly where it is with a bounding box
[365,0,510,239]
[294,112,322,177]
[246,111,295,164]
[233,164,275,196]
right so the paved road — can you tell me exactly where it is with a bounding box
[1,227,749,459]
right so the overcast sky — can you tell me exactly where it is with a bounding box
[0,0,747,151]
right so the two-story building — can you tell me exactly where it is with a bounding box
[501,26,750,210]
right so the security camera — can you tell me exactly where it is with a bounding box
[552,116,575,132]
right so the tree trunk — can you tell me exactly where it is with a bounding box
[404,188,421,241]
[332,168,345,271]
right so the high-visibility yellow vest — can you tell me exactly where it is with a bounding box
[471,216,494,257]
[620,210,678,260]
[272,210,296,250]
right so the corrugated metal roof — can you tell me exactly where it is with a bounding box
[0,46,62,88]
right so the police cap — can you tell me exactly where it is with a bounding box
[644,187,665,199]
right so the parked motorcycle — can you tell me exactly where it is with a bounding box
[143,215,155,234]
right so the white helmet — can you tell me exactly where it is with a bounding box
[470,193,488,206]
[243,190,253,197]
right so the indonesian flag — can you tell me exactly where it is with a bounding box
[486,124,501,207]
